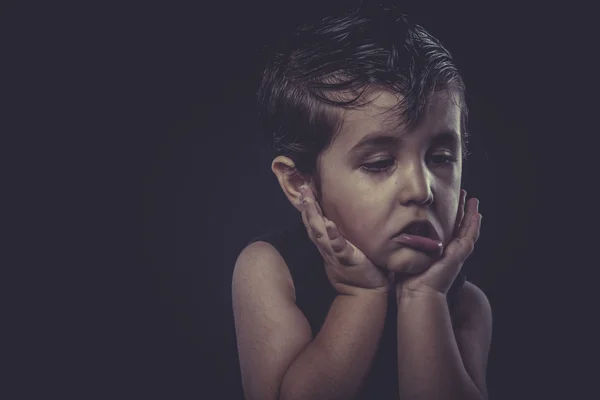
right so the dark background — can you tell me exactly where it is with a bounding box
[5,1,591,399]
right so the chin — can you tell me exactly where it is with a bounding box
[384,248,435,275]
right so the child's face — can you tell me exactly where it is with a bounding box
[317,89,463,274]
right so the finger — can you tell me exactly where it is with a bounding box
[300,197,312,235]
[458,197,478,239]
[299,187,316,238]
[314,195,324,216]
[300,198,334,263]
[304,185,325,222]
[324,220,356,265]
[325,220,344,250]
[430,200,481,279]
[466,212,482,245]
[453,211,482,263]
[301,187,329,245]
[453,189,466,236]
[441,198,479,253]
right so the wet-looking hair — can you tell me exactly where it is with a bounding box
[257,4,469,201]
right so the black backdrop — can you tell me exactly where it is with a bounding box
[5,1,592,399]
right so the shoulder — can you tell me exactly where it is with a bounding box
[232,242,313,400]
[452,281,492,398]
[453,281,492,332]
[232,241,296,302]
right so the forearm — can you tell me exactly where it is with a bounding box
[280,289,388,400]
[396,291,483,400]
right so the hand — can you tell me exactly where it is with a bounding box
[299,185,393,296]
[397,189,482,298]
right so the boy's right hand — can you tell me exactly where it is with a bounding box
[300,185,393,296]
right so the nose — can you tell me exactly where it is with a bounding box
[396,161,433,206]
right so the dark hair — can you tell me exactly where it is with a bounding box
[257,4,469,200]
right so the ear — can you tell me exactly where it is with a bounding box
[271,156,310,212]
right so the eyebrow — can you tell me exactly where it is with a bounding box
[348,129,461,156]
[347,131,401,156]
[431,130,461,148]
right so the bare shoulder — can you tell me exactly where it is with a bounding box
[232,240,297,301]
[234,241,290,285]
[452,282,493,398]
[453,280,492,332]
[232,241,312,400]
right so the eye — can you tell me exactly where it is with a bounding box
[429,152,457,166]
[361,158,395,173]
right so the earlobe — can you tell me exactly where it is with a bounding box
[271,156,307,211]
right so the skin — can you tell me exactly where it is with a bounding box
[274,88,464,276]
[255,87,491,399]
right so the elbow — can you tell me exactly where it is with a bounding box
[278,376,306,400]
[278,368,300,400]
[462,385,487,400]
[443,377,487,400]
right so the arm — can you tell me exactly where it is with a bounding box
[232,241,388,400]
[282,283,388,400]
[395,281,492,400]
[452,282,493,398]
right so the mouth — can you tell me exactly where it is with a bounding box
[395,220,440,242]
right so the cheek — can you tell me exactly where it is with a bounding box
[439,192,461,240]
[323,185,383,241]
[439,170,461,215]
[330,193,379,230]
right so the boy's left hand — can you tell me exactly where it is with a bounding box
[396,190,482,298]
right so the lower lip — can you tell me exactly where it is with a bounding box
[393,234,442,253]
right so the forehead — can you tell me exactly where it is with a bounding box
[332,89,462,150]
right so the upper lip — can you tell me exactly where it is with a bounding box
[394,219,440,241]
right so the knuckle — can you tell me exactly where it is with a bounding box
[330,244,339,252]
[464,240,475,254]
[338,255,352,266]
[332,241,345,253]
[340,249,355,265]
